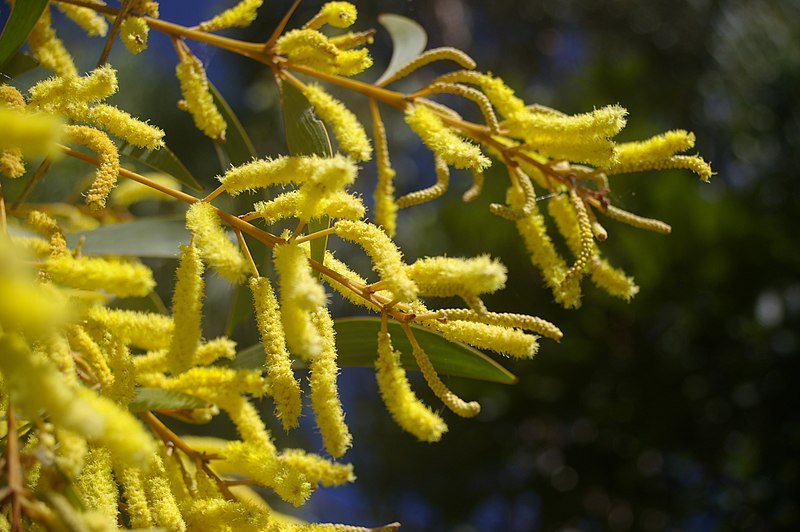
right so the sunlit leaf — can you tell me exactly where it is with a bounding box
[374,13,428,86]
[228,317,517,384]
[65,217,189,258]
[117,141,202,191]
[209,81,257,169]
[0,0,48,69]
[279,79,333,270]
[128,387,208,412]
[0,51,38,79]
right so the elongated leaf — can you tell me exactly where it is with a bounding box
[228,317,517,384]
[0,51,38,79]
[209,81,257,169]
[117,141,202,191]
[65,217,189,258]
[374,14,428,86]
[0,0,48,69]
[129,387,208,412]
[279,79,333,269]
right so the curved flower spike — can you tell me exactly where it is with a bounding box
[185,202,248,284]
[301,83,372,161]
[64,124,120,210]
[304,2,359,30]
[396,155,450,208]
[379,47,476,87]
[175,53,226,140]
[406,255,507,298]
[167,243,204,374]
[199,0,263,31]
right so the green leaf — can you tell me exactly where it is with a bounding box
[65,217,190,258]
[0,51,38,79]
[279,79,333,270]
[374,14,428,86]
[209,81,257,169]
[128,388,208,413]
[227,317,517,385]
[0,0,48,69]
[117,141,202,191]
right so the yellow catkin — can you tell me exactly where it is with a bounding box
[273,241,327,360]
[57,2,109,37]
[86,307,173,351]
[253,190,365,225]
[0,85,27,178]
[379,47,476,87]
[320,251,380,312]
[397,155,450,208]
[375,323,447,442]
[249,276,302,430]
[54,428,88,480]
[104,337,135,407]
[405,103,490,171]
[308,308,352,457]
[64,124,120,209]
[590,256,640,301]
[490,166,537,220]
[114,465,153,528]
[185,202,248,283]
[605,154,714,182]
[168,243,204,374]
[281,449,355,486]
[218,155,322,195]
[423,318,538,359]
[67,326,114,392]
[144,452,187,532]
[301,83,372,161]
[603,204,672,234]
[175,53,226,140]
[0,106,62,156]
[133,337,235,374]
[434,70,526,118]
[410,342,480,418]
[406,254,507,298]
[25,210,67,256]
[424,82,500,132]
[120,15,149,53]
[333,219,418,302]
[294,155,359,222]
[46,255,155,297]
[613,129,695,163]
[77,447,118,520]
[27,7,78,77]
[442,308,563,341]
[304,2,358,30]
[28,65,118,109]
[75,103,165,149]
[369,98,397,236]
[199,0,263,31]
[554,190,594,308]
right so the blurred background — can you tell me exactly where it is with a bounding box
[4,0,800,530]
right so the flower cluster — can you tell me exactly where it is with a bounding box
[0,1,711,530]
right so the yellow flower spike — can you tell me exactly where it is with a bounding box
[560,190,594,295]
[408,338,480,418]
[508,186,569,298]
[379,47,477,87]
[277,28,340,61]
[75,103,165,149]
[198,0,264,31]
[295,155,359,221]
[216,394,275,447]
[423,318,539,359]
[77,448,118,521]
[0,84,27,178]
[308,307,352,457]
[64,124,120,209]
[54,428,88,480]
[304,2,358,30]
[185,202,248,284]
[603,204,672,234]
[25,209,67,256]
[141,368,264,407]
[590,256,640,301]
[86,307,173,351]
[249,276,302,430]
[111,172,180,207]
[114,465,153,528]
[301,83,372,161]
[434,70,526,118]
[442,308,564,342]
[613,129,696,163]
[0,106,62,157]
[27,6,78,77]
[0,276,68,336]
[333,219,418,302]
[281,449,355,487]
[120,15,149,54]
[331,47,373,76]
[253,190,365,225]
[168,243,204,375]
[46,255,155,297]
[605,153,714,183]
[135,337,236,375]
[67,326,114,392]
[407,254,507,298]
[490,166,537,220]
[217,155,307,195]
[175,53,227,140]
[223,440,312,507]
[329,30,375,50]
[144,452,187,532]
[369,98,398,236]
[28,65,118,109]
[375,320,448,442]
[273,240,327,359]
[424,82,500,132]
[105,337,135,406]
[396,155,450,208]
[56,2,109,37]
[182,497,273,531]
[405,103,490,171]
